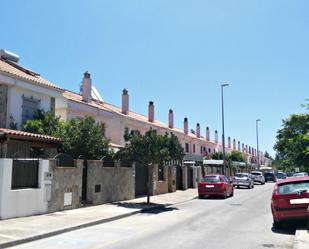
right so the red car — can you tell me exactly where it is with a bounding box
[271,176,309,228]
[198,174,234,199]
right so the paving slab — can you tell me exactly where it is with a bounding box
[293,230,309,249]
[0,189,197,248]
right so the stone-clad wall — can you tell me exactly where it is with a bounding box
[155,166,168,195]
[87,160,135,205]
[168,166,176,193]
[48,159,83,213]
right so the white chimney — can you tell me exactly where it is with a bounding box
[82,71,92,103]
[184,117,188,135]
[168,109,174,129]
[242,143,245,152]
[196,123,200,138]
[233,139,236,150]
[228,137,231,148]
[122,89,129,114]
[238,141,241,151]
[206,127,210,141]
[148,101,154,122]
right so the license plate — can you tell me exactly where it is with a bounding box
[290,198,309,204]
[206,185,214,188]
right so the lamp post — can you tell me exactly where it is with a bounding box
[221,84,229,175]
[256,119,261,170]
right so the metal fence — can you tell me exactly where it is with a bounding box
[11,159,39,189]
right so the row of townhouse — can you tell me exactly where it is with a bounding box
[0,49,271,167]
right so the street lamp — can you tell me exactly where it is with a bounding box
[221,83,229,175]
[256,119,261,170]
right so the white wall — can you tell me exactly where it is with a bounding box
[0,159,50,220]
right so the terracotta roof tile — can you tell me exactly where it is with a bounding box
[0,59,63,91]
[0,128,62,143]
[63,90,215,144]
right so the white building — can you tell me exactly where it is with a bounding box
[0,49,63,129]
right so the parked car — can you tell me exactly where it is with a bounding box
[251,171,266,184]
[292,172,308,177]
[264,172,276,182]
[276,172,287,180]
[198,175,234,199]
[233,173,254,189]
[271,176,309,228]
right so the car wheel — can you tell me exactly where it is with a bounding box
[198,195,203,199]
[222,190,227,199]
[252,184,254,189]
[262,181,265,185]
[230,189,234,197]
[236,186,239,189]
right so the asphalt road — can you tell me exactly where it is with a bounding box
[9,183,296,249]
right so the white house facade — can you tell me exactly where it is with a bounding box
[0,49,63,130]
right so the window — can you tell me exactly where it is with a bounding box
[50,97,55,115]
[193,144,195,153]
[200,146,203,154]
[185,143,189,153]
[101,123,106,137]
[130,129,140,136]
[22,95,40,124]
[208,148,211,153]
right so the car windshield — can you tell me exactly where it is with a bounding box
[251,172,262,176]
[293,173,308,177]
[235,173,248,178]
[278,181,309,194]
[202,176,221,183]
[277,173,286,178]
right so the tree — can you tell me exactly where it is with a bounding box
[227,150,245,162]
[116,128,184,203]
[274,113,309,172]
[59,116,110,160]
[23,111,110,160]
[211,152,224,160]
[23,110,64,136]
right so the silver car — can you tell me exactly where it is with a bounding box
[233,173,254,189]
[251,171,266,184]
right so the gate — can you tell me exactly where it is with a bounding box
[135,163,148,197]
[187,166,193,188]
[176,165,183,190]
[11,159,39,189]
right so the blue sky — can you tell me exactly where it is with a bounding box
[1,0,309,156]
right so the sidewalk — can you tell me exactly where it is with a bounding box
[0,189,197,249]
[294,230,309,249]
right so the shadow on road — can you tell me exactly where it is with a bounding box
[271,220,308,235]
[113,202,179,215]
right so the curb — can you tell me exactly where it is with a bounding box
[293,230,309,249]
[0,198,194,249]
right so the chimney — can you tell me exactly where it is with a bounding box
[228,137,231,148]
[242,143,244,152]
[206,127,210,141]
[249,146,251,154]
[82,71,92,103]
[168,109,174,129]
[245,144,248,153]
[184,117,188,135]
[122,89,129,114]
[196,123,200,138]
[148,101,154,122]
[238,141,241,151]
[215,130,218,143]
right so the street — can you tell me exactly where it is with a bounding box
[9,183,295,249]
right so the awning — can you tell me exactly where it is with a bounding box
[183,161,196,165]
[203,159,224,165]
[231,161,246,167]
